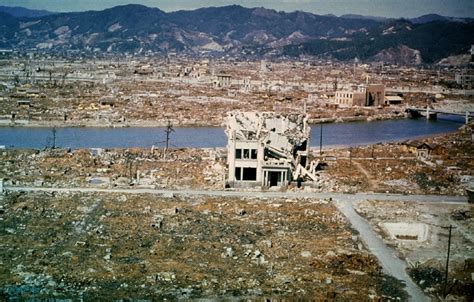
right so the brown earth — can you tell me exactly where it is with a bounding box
[0,192,404,300]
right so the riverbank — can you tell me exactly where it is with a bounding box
[1,130,472,301]
[1,129,472,196]
[0,118,463,149]
[0,109,408,128]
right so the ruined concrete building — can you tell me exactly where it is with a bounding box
[335,83,385,107]
[225,111,317,188]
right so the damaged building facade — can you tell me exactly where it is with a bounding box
[335,84,385,107]
[225,111,317,188]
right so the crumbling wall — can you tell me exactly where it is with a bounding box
[225,111,317,187]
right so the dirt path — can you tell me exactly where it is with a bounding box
[335,200,430,302]
[353,160,377,191]
[3,186,467,204]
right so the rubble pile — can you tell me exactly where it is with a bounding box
[408,265,443,290]
[0,193,393,300]
[0,148,226,190]
[3,57,467,128]
[324,130,473,195]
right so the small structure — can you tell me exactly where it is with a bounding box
[99,96,116,108]
[335,83,385,107]
[241,77,252,92]
[384,95,403,105]
[467,183,474,203]
[402,141,434,160]
[260,60,272,73]
[17,99,31,108]
[225,111,317,188]
[134,66,153,75]
[214,74,231,88]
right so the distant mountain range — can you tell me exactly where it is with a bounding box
[340,13,473,24]
[0,5,54,18]
[0,4,473,64]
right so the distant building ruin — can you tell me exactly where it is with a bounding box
[225,111,318,188]
[455,70,474,90]
[214,74,232,88]
[260,60,272,73]
[335,84,385,107]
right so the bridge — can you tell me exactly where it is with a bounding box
[406,107,474,124]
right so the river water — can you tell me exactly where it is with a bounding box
[0,118,463,149]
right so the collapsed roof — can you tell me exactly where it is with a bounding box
[226,111,318,182]
[226,111,310,157]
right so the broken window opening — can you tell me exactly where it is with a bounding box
[298,140,307,151]
[242,168,257,181]
[243,149,250,159]
[300,156,307,168]
[251,149,257,159]
[235,167,241,180]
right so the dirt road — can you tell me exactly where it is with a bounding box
[335,200,430,302]
[3,186,467,204]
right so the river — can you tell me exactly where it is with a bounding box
[0,118,463,149]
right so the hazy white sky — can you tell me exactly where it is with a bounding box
[0,0,473,18]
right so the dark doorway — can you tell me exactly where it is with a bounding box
[268,171,281,187]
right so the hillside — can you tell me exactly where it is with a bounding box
[0,4,472,64]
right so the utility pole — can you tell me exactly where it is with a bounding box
[444,225,453,298]
[319,122,323,156]
[371,145,375,159]
[124,152,137,182]
[164,120,174,158]
[52,127,57,149]
[349,147,353,177]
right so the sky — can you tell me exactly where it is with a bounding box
[0,0,473,18]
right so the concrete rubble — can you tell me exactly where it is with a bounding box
[225,111,317,188]
[2,56,472,128]
[0,54,473,301]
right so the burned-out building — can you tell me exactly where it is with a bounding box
[455,70,474,90]
[225,111,317,188]
[214,74,232,88]
[335,83,385,107]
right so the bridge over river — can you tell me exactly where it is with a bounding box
[406,107,474,124]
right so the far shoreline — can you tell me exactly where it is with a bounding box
[0,113,412,129]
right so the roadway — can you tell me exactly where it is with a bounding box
[3,185,467,204]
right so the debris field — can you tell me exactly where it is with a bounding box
[0,192,403,300]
